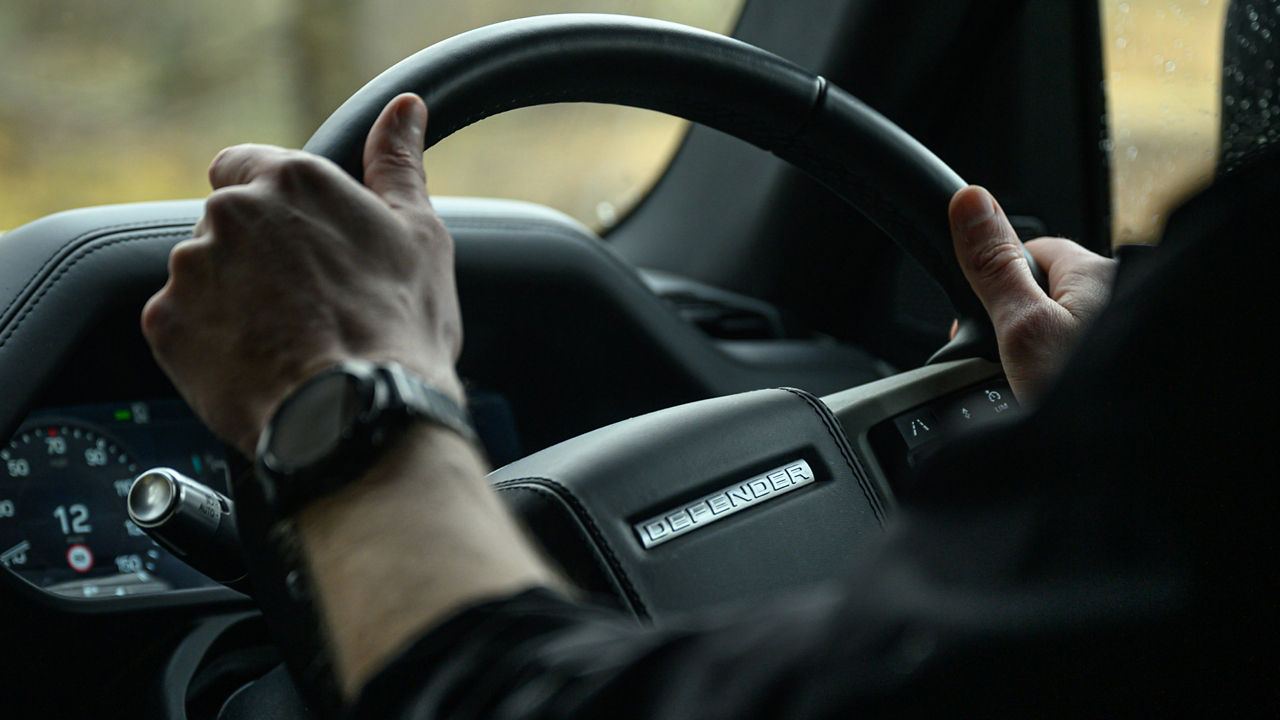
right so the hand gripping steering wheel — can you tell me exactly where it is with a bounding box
[230,16,1057,698]
[302,13,1043,363]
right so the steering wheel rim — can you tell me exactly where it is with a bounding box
[302,13,1002,360]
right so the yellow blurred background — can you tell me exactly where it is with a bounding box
[0,0,741,231]
[1100,0,1228,246]
[0,1,1234,246]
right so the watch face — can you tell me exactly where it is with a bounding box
[270,371,362,470]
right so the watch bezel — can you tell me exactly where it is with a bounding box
[254,360,475,518]
[257,363,389,500]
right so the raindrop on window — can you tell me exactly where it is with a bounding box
[595,201,618,228]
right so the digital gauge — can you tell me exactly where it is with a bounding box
[0,399,232,601]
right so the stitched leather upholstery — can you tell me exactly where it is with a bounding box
[490,387,888,621]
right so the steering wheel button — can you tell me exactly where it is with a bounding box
[951,384,1019,425]
[893,410,940,450]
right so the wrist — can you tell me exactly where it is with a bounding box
[295,425,556,700]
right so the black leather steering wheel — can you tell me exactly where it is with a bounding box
[302,13,1040,362]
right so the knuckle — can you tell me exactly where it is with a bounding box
[203,186,264,236]
[167,238,208,278]
[203,188,244,228]
[207,144,261,188]
[207,146,236,186]
[274,153,320,181]
[378,145,423,172]
[140,292,175,345]
[271,153,335,193]
[968,240,1025,285]
[370,148,426,186]
[207,151,225,185]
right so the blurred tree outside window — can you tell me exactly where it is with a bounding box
[0,0,743,232]
[1100,0,1228,246]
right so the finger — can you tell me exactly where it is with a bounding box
[950,185,1045,327]
[166,235,214,281]
[1024,236,1116,309]
[200,185,262,243]
[362,93,431,213]
[208,144,297,189]
[1023,236,1106,282]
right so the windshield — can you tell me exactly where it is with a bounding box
[0,1,743,232]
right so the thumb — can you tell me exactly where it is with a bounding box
[362,93,430,212]
[950,185,1044,329]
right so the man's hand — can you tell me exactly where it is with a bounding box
[143,94,562,700]
[950,185,1116,401]
[141,93,462,456]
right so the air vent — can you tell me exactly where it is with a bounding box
[638,269,799,340]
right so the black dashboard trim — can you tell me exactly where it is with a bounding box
[0,196,887,613]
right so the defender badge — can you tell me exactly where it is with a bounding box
[633,459,814,549]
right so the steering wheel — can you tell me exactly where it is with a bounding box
[248,13,1043,625]
[0,14,1048,717]
[303,13,1040,364]
[249,14,1052,707]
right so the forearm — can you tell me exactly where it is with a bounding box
[293,424,564,699]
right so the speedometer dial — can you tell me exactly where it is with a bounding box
[0,423,168,597]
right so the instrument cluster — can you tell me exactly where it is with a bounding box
[0,397,232,602]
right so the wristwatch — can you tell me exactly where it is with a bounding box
[255,360,478,518]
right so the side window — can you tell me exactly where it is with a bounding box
[419,2,745,232]
[0,1,745,233]
[1099,0,1230,246]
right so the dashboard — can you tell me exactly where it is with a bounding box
[0,196,1011,614]
[0,194,1015,717]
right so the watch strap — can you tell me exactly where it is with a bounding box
[381,364,479,447]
